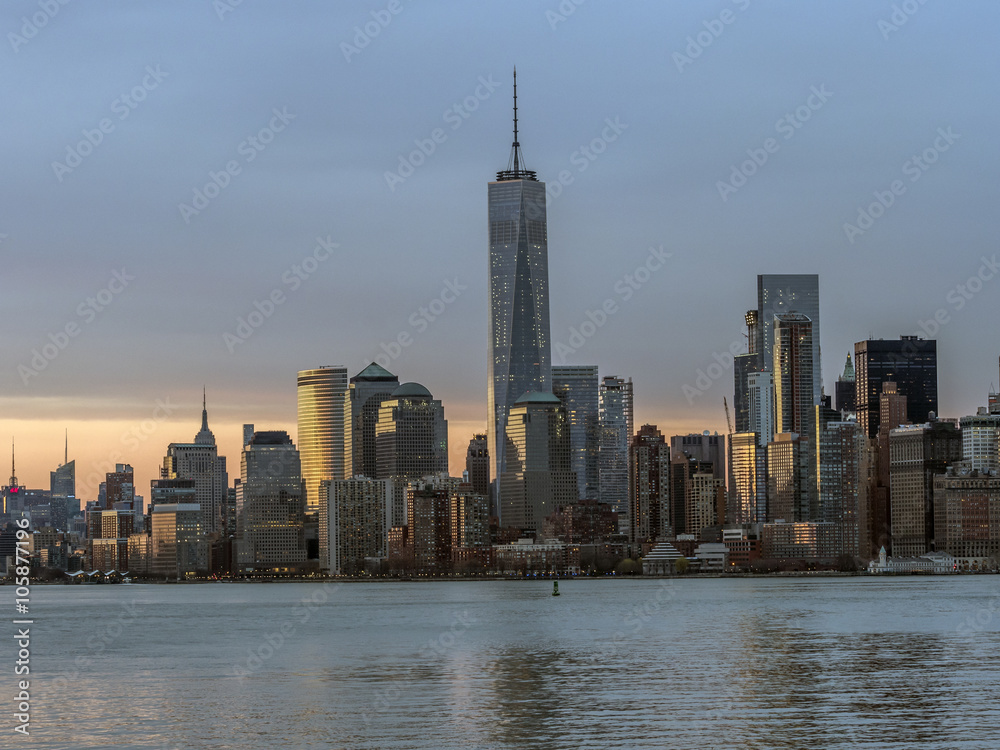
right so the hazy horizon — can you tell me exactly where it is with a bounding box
[6,1,999,500]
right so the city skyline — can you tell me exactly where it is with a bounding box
[7,2,1000,501]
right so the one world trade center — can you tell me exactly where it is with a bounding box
[487,69,551,519]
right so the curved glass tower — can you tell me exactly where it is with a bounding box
[297,366,348,514]
[487,69,551,520]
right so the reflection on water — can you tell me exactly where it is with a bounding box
[28,578,1000,749]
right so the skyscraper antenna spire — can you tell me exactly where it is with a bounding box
[512,66,519,171]
[195,386,215,445]
[10,438,16,487]
[65,428,68,465]
[201,386,209,432]
[497,66,537,181]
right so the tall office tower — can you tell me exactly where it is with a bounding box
[242,424,255,449]
[450,483,491,554]
[150,478,196,506]
[297,367,349,515]
[599,376,633,516]
[487,70,551,517]
[150,503,207,578]
[669,453,714,536]
[50,430,75,498]
[104,464,134,511]
[688,470,725,537]
[49,433,76,528]
[933,468,1000,561]
[890,420,962,556]
[465,434,490,499]
[773,313,817,519]
[835,354,856,413]
[816,409,866,557]
[734,310,763,434]
[236,430,307,573]
[552,365,600,500]
[408,482,452,572]
[854,337,937,439]
[767,433,803,522]
[348,363,399,479]
[224,486,237,538]
[670,433,726,482]
[868,381,910,554]
[748,372,776,447]
[729,432,767,524]
[629,425,670,543]
[87,509,134,570]
[318,478,392,575]
[499,392,578,533]
[773,314,815,436]
[375,382,448,527]
[960,408,1000,474]
[757,275,821,405]
[162,393,229,535]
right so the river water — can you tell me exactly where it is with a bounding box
[21,576,1000,749]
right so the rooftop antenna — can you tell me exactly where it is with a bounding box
[513,66,520,173]
[496,66,537,182]
[65,428,68,465]
[201,386,210,432]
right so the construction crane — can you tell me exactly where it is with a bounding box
[723,397,733,436]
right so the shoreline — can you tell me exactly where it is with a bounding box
[17,569,998,584]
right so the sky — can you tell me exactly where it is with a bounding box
[4,0,1000,501]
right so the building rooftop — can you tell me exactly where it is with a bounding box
[391,382,432,399]
[514,391,561,405]
[352,362,397,382]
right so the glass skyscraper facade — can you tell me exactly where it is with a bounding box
[236,430,306,571]
[348,363,399,480]
[599,376,633,517]
[757,274,821,405]
[297,366,349,514]
[487,78,551,519]
[854,337,938,439]
[552,365,600,501]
